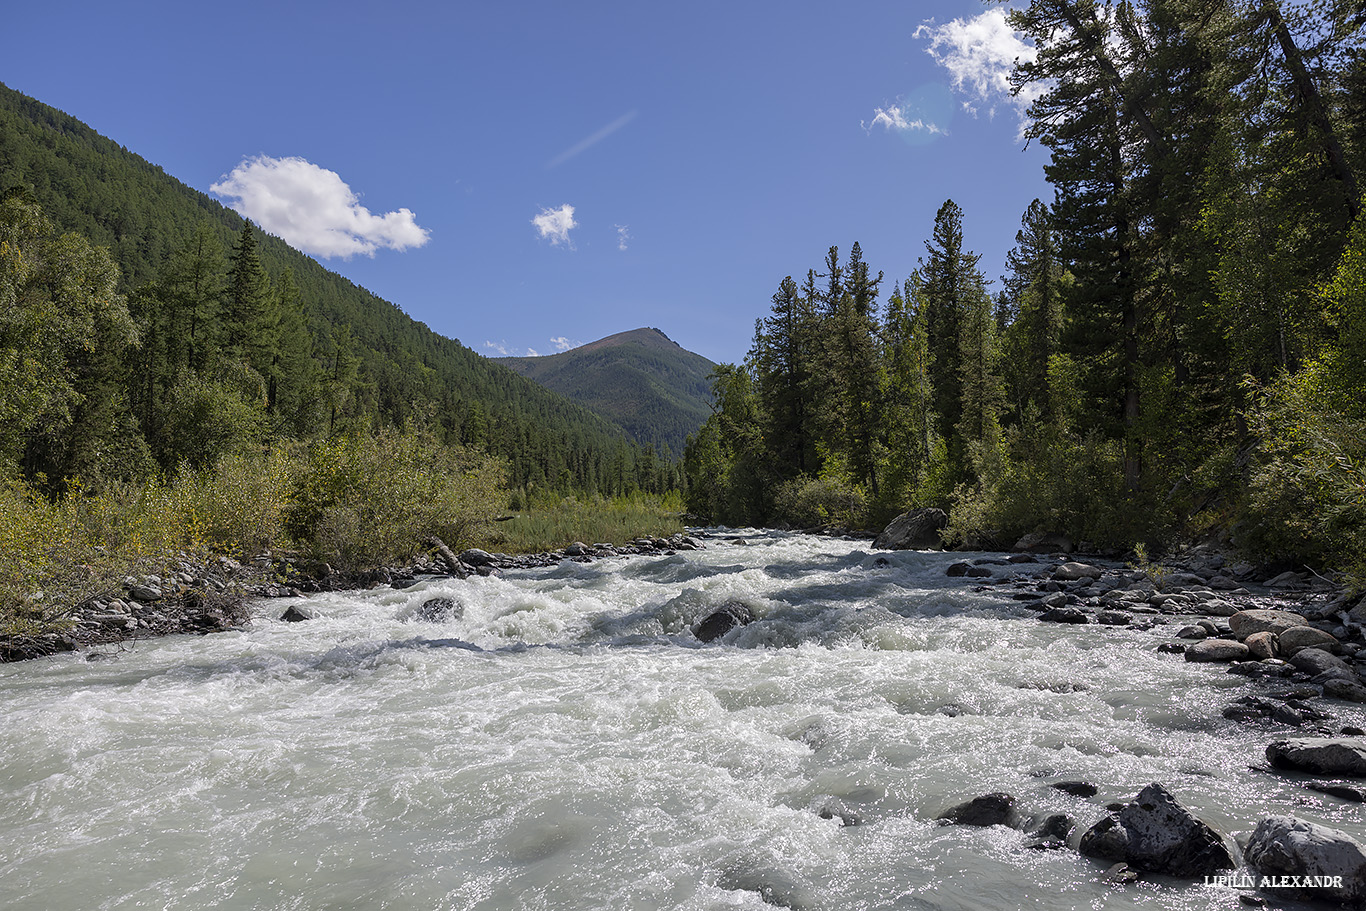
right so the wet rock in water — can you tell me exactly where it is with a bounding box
[815,798,862,827]
[458,548,497,567]
[1323,678,1366,703]
[1052,780,1099,798]
[1024,813,1074,848]
[563,541,593,557]
[1183,639,1250,662]
[1229,609,1310,640]
[946,562,973,578]
[1054,562,1103,581]
[936,792,1015,827]
[415,597,463,622]
[1245,631,1279,660]
[1243,816,1366,905]
[1077,783,1235,877]
[694,603,755,642]
[1267,738,1366,777]
[1305,782,1366,802]
[1177,625,1209,640]
[1040,607,1089,624]
[1102,863,1139,884]
[1276,626,1339,657]
[1096,610,1132,626]
[1157,642,1187,655]
[872,508,947,550]
[280,605,315,622]
[1290,648,1353,678]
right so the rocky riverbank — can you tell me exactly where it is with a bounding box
[2,532,708,662]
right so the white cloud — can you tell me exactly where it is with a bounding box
[915,9,1041,128]
[551,336,580,352]
[864,105,945,135]
[210,155,429,258]
[615,224,631,251]
[484,340,511,356]
[525,348,541,357]
[547,111,638,169]
[533,204,577,248]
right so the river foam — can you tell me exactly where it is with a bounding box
[2,531,1362,909]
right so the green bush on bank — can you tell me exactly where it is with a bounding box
[490,490,685,553]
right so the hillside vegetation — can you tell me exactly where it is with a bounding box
[499,328,715,455]
[686,1,1366,586]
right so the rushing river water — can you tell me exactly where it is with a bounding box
[2,531,1363,911]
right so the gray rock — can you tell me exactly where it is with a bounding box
[1277,626,1339,657]
[1244,816,1366,904]
[936,792,1015,827]
[1290,649,1353,677]
[415,597,463,622]
[1040,607,1090,624]
[126,584,163,602]
[1177,625,1209,640]
[1055,562,1103,581]
[946,562,973,577]
[1014,531,1074,554]
[1245,631,1279,660]
[694,602,755,643]
[1183,639,1250,662]
[1230,609,1310,640]
[1266,738,1366,777]
[1323,678,1366,703]
[280,605,315,622]
[458,548,497,567]
[1077,783,1235,877]
[1096,610,1132,626]
[873,508,948,550]
[1051,780,1099,798]
[564,541,593,557]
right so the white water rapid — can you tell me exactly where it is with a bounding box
[2,531,1362,910]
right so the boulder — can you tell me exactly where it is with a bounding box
[1276,626,1339,657]
[1244,816,1366,904]
[564,541,593,557]
[946,562,973,577]
[1266,738,1366,777]
[458,548,497,567]
[1183,639,1250,662]
[1055,562,1103,581]
[694,602,755,643]
[280,605,315,622]
[1229,609,1310,640]
[1014,531,1075,554]
[1077,783,1235,877]
[936,792,1015,827]
[873,508,948,550]
[1051,780,1099,798]
[1245,631,1279,660]
[126,583,163,602]
[1290,648,1353,677]
[1096,610,1132,626]
[1323,678,1366,703]
[1040,607,1090,624]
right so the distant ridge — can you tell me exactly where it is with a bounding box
[499,328,716,455]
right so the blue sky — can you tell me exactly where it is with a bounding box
[6,1,1049,365]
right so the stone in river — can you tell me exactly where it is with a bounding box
[1040,607,1089,624]
[936,792,1015,827]
[1243,816,1366,905]
[1229,609,1309,640]
[694,602,755,643]
[1183,639,1250,662]
[1266,738,1366,777]
[1276,626,1339,657]
[1054,562,1103,581]
[280,605,315,622]
[1077,783,1235,877]
[1245,631,1279,659]
[872,508,947,550]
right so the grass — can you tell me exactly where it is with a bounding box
[486,492,686,554]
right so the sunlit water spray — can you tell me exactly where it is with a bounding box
[2,531,1362,910]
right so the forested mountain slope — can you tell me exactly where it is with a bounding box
[499,328,715,455]
[0,80,671,494]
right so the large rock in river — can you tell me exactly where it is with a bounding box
[1229,609,1309,640]
[1183,639,1250,663]
[873,508,947,550]
[1078,783,1235,877]
[694,602,755,643]
[1276,626,1339,657]
[1244,816,1366,905]
[936,792,1015,827]
[1266,738,1366,777]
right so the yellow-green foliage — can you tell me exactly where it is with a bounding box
[171,449,299,558]
[771,474,867,530]
[490,491,684,553]
[284,427,506,571]
[0,477,199,643]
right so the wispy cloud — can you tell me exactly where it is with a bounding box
[210,155,429,258]
[863,105,946,136]
[551,336,580,352]
[615,224,631,251]
[484,340,511,356]
[914,10,1040,130]
[532,204,577,248]
[547,111,638,169]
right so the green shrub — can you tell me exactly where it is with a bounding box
[284,427,506,571]
[172,449,299,558]
[490,491,685,553]
[771,474,867,529]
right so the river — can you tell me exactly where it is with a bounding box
[2,531,1362,910]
